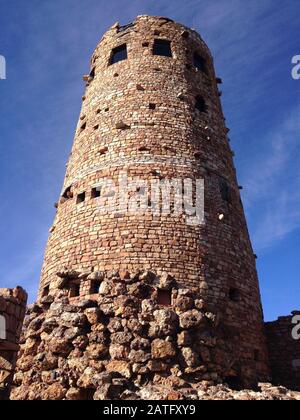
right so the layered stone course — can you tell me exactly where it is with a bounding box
[265,311,300,390]
[0,287,27,400]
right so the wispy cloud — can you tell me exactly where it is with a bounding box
[241,102,300,250]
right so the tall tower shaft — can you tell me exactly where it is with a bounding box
[37,15,269,386]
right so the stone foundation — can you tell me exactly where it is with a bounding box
[0,287,27,400]
[265,311,300,391]
[12,270,269,400]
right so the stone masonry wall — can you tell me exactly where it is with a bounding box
[265,312,300,391]
[0,287,27,400]
[12,271,266,400]
[29,15,269,387]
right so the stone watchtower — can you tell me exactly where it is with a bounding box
[13,16,269,399]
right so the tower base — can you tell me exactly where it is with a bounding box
[12,270,269,400]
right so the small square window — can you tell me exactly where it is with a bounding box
[90,67,95,79]
[69,283,80,298]
[90,281,101,295]
[195,96,207,113]
[62,186,73,200]
[42,285,50,297]
[110,44,128,65]
[153,40,172,57]
[80,122,86,132]
[149,103,156,110]
[157,289,172,306]
[77,192,86,204]
[91,187,102,199]
[229,288,240,302]
[194,53,207,74]
[220,179,231,202]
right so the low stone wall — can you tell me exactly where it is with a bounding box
[265,311,300,391]
[0,287,27,400]
[12,270,267,400]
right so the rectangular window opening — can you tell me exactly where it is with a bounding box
[153,39,172,57]
[195,96,207,113]
[90,280,101,295]
[194,53,208,74]
[69,282,80,298]
[42,285,50,297]
[62,186,73,200]
[110,44,128,65]
[90,67,95,79]
[157,289,172,306]
[77,192,86,204]
[220,179,231,203]
[91,187,102,199]
[229,288,240,302]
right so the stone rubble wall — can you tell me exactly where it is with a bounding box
[12,270,267,400]
[0,287,27,400]
[265,311,300,391]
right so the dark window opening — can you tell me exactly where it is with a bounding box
[153,39,172,57]
[195,96,207,113]
[91,187,102,199]
[157,289,172,306]
[194,53,208,74]
[139,146,150,152]
[110,44,127,65]
[149,103,156,110]
[42,285,50,297]
[93,124,99,130]
[69,283,80,298]
[254,350,260,362]
[77,192,86,204]
[220,179,231,202]
[80,122,86,132]
[90,280,101,295]
[142,42,150,47]
[90,67,95,79]
[62,186,73,200]
[229,288,240,302]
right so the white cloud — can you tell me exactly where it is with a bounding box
[241,103,300,250]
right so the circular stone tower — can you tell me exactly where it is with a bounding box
[35,15,269,388]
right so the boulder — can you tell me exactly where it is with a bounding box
[151,339,176,360]
[179,310,205,329]
[106,361,132,379]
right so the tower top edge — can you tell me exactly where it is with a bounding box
[93,15,211,59]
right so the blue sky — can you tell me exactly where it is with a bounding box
[0,0,299,320]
